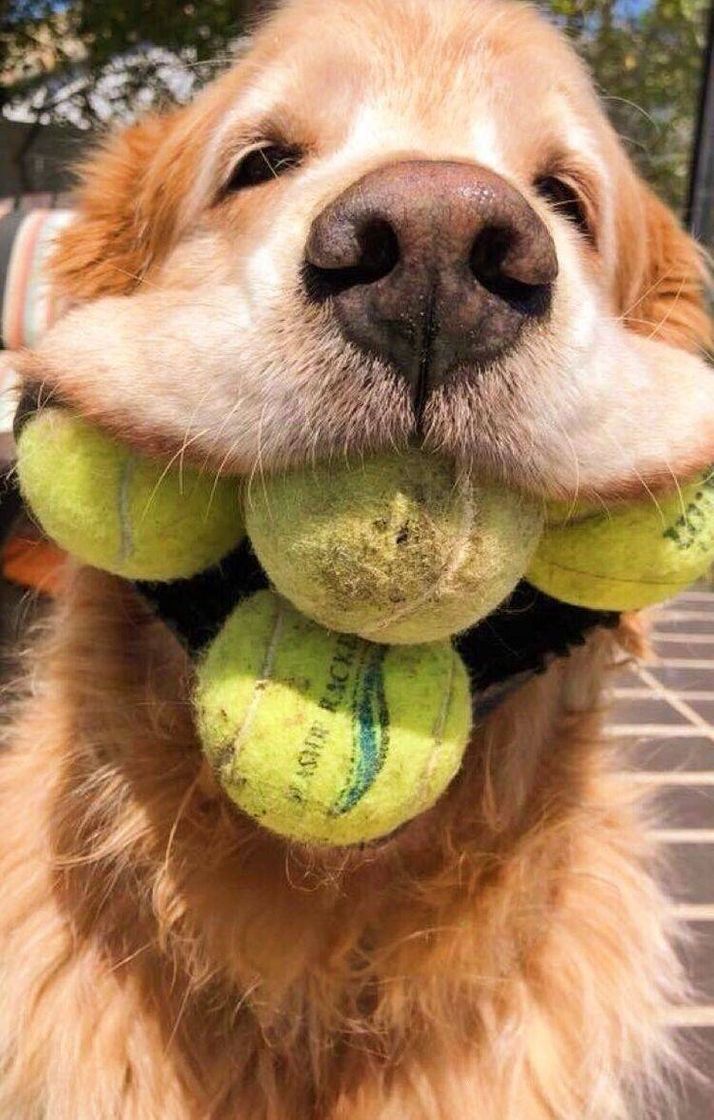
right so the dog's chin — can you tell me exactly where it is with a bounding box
[277,352,526,490]
[261,345,504,477]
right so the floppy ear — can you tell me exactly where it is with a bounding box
[575,172,714,498]
[616,176,712,356]
[533,169,713,501]
[50,107,193,302]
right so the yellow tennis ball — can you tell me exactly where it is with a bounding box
[16,408,244,581]
[194,590,472,846]
[527,472,714,610]
[245,451,543,644]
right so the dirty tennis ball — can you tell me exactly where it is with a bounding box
[245,450,543,644]
[194,590,472,846]
[16,407,245,581]
[527,470,714,611]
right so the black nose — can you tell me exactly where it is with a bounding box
[303,160,558,408]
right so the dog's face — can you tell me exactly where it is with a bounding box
[33,0,712,500]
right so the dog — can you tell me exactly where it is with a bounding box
[2,0,713,1116]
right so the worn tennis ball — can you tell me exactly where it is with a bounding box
[527,471,714,610]
[16,408,244,581]
[245,451,543,644]
[194,590,472,846]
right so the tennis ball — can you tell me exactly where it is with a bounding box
[245,451,543,644]
[194,590,472,846]
[527,471,714,611]
[16,408,244,581]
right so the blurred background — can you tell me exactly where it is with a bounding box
[0,0,712,245]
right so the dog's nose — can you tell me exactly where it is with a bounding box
[303,160,558,403]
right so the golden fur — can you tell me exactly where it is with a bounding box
[3,1,713,1116]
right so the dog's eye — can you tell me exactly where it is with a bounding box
[225,144,303,191]
[534,176,592,240]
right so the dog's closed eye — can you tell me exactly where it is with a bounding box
[534,175,593,241]
[224,142,304,192]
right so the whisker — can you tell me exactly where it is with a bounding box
[619,267,675,322]
[646,273,687,343]
[161,772,202,880]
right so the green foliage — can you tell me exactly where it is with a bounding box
[0,0,710,211]
[72,2,253,69]
[0,1,252,126]
[546,0,710,211]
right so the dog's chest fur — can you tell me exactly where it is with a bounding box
[0,568,681,1119]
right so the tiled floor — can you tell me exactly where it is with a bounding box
[611,588,714,1118]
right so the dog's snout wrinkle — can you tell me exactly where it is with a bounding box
[303,160,557,405]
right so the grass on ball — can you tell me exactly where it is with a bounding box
[245,450,543,644]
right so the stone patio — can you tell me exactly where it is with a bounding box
[612,589,714,1118]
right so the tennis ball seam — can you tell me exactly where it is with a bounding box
[230,596,286,764]
[358,472,474,639]
[534,556,687,589]
[246,451,542,645]
[416,649,459,807]
[117,455,137,566]
[17,409,246,581]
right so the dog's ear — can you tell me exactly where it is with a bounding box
[542,167,713,501]
[615,175,712,356]
[50,107,194,301]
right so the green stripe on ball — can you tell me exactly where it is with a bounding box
[17,409,245,581]
[194,590,472,846]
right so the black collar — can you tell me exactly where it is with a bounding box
[135,540,620,718]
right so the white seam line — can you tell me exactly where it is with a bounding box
[653,633,714,643]
[649,829,714,842]
[665,590,714,601]
[670,904,714,920]
[662,604,714,613]
[613,687,667,699]
[117,455,136,564]
[647,658,714,669]
[658,601,714,610]
[655,617,714,626]
[661,1006,714,1026]
[634,665,714,741]
[615,688,714,702]
[232,599,285,762]
[627,772,714,785]
[607,725,707,738]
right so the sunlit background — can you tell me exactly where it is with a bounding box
[0,0,712,225]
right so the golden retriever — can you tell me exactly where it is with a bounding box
[2,1,713,1117]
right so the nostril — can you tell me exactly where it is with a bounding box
[470,225,553,319]
[303,218,400,303]
[469,225,513,282]
[357,218,400,281]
